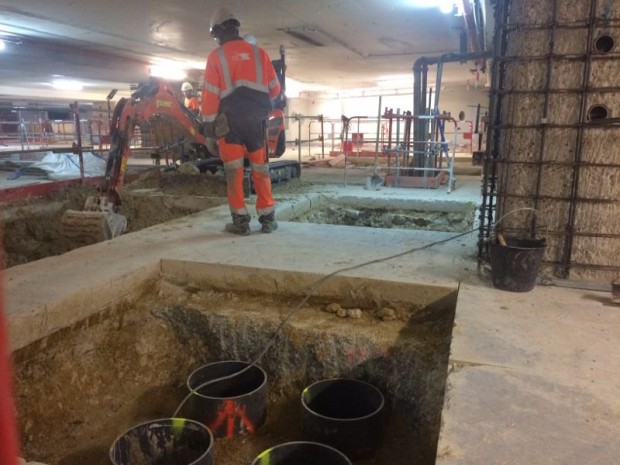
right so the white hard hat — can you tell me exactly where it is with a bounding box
[181,82,193,92]
[210,7,240,32]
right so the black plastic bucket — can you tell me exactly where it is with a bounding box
[489,237,546,292]
[184,360,267,438]
[251,441,352,465]
[301,378,385,460]
[109,418,213,465]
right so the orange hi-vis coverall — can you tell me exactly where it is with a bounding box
[184,95,199,114]
[201,38,281,217]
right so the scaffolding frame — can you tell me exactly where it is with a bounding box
[337,111,459,192]
[383,110,458,192]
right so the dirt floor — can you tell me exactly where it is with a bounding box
[13,276,454,465]
[0,169,313,268]
[293,205,473,232]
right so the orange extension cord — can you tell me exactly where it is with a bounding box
[0,240,19,465]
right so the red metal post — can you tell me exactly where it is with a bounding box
[0,231,20,465]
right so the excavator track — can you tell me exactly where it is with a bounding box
[196,158,301,183]
[268,159,301,183]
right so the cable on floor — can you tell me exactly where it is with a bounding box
[173,227,476,417]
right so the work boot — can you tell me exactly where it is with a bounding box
[258,211,278,233]
[224,213,251,236]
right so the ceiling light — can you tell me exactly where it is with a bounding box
[150,63,187,81]
[52,79,84,91]
[408,0,457,14]
[0,40,5,51]
[439,1,455,13]
[408,0,434,6]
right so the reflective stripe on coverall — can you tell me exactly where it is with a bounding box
[201,39,281,216]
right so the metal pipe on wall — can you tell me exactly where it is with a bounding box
[412,51,492,170]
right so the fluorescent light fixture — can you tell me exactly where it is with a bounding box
[409,0,456,13]
[0,40,5,51]
[52,79,84,91]
[150,62,187,80]
[439,0,456,13]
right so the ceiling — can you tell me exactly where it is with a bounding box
[0,0,493,103]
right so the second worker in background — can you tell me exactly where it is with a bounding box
[181,82,200,116]
[201,8,281,235]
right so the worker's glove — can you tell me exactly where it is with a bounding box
[201,122,216,138]
[214,113,230,138]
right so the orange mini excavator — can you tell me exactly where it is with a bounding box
[61,46,298,245]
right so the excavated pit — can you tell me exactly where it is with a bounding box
[289,195,477,233]
[12,262,457,465]
[0,169,230,267]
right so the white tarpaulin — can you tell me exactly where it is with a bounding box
[30,152,106,181]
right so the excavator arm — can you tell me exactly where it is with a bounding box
[103,79,209,207]
[61,78,212,244]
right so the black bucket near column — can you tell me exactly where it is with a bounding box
[251,441,352,465]
[183,360,267,438]
[109,418,214,465]
[301,378,385,460]
[489,237,547,292]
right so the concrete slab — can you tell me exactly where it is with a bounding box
[3,171,619,464]
[436,365,619,465]
[452,285,620,395]
[438,284,620,464]
[5,209,474,351]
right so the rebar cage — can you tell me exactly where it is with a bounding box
[478,0,620,282]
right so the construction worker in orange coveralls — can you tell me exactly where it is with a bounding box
[201,8,280,235]
[181,82,200,116]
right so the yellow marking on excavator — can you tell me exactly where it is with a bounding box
[156,99,173,109]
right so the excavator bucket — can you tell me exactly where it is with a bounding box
[61,197,127,245]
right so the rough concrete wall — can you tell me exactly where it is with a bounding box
[494,0,620,281]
